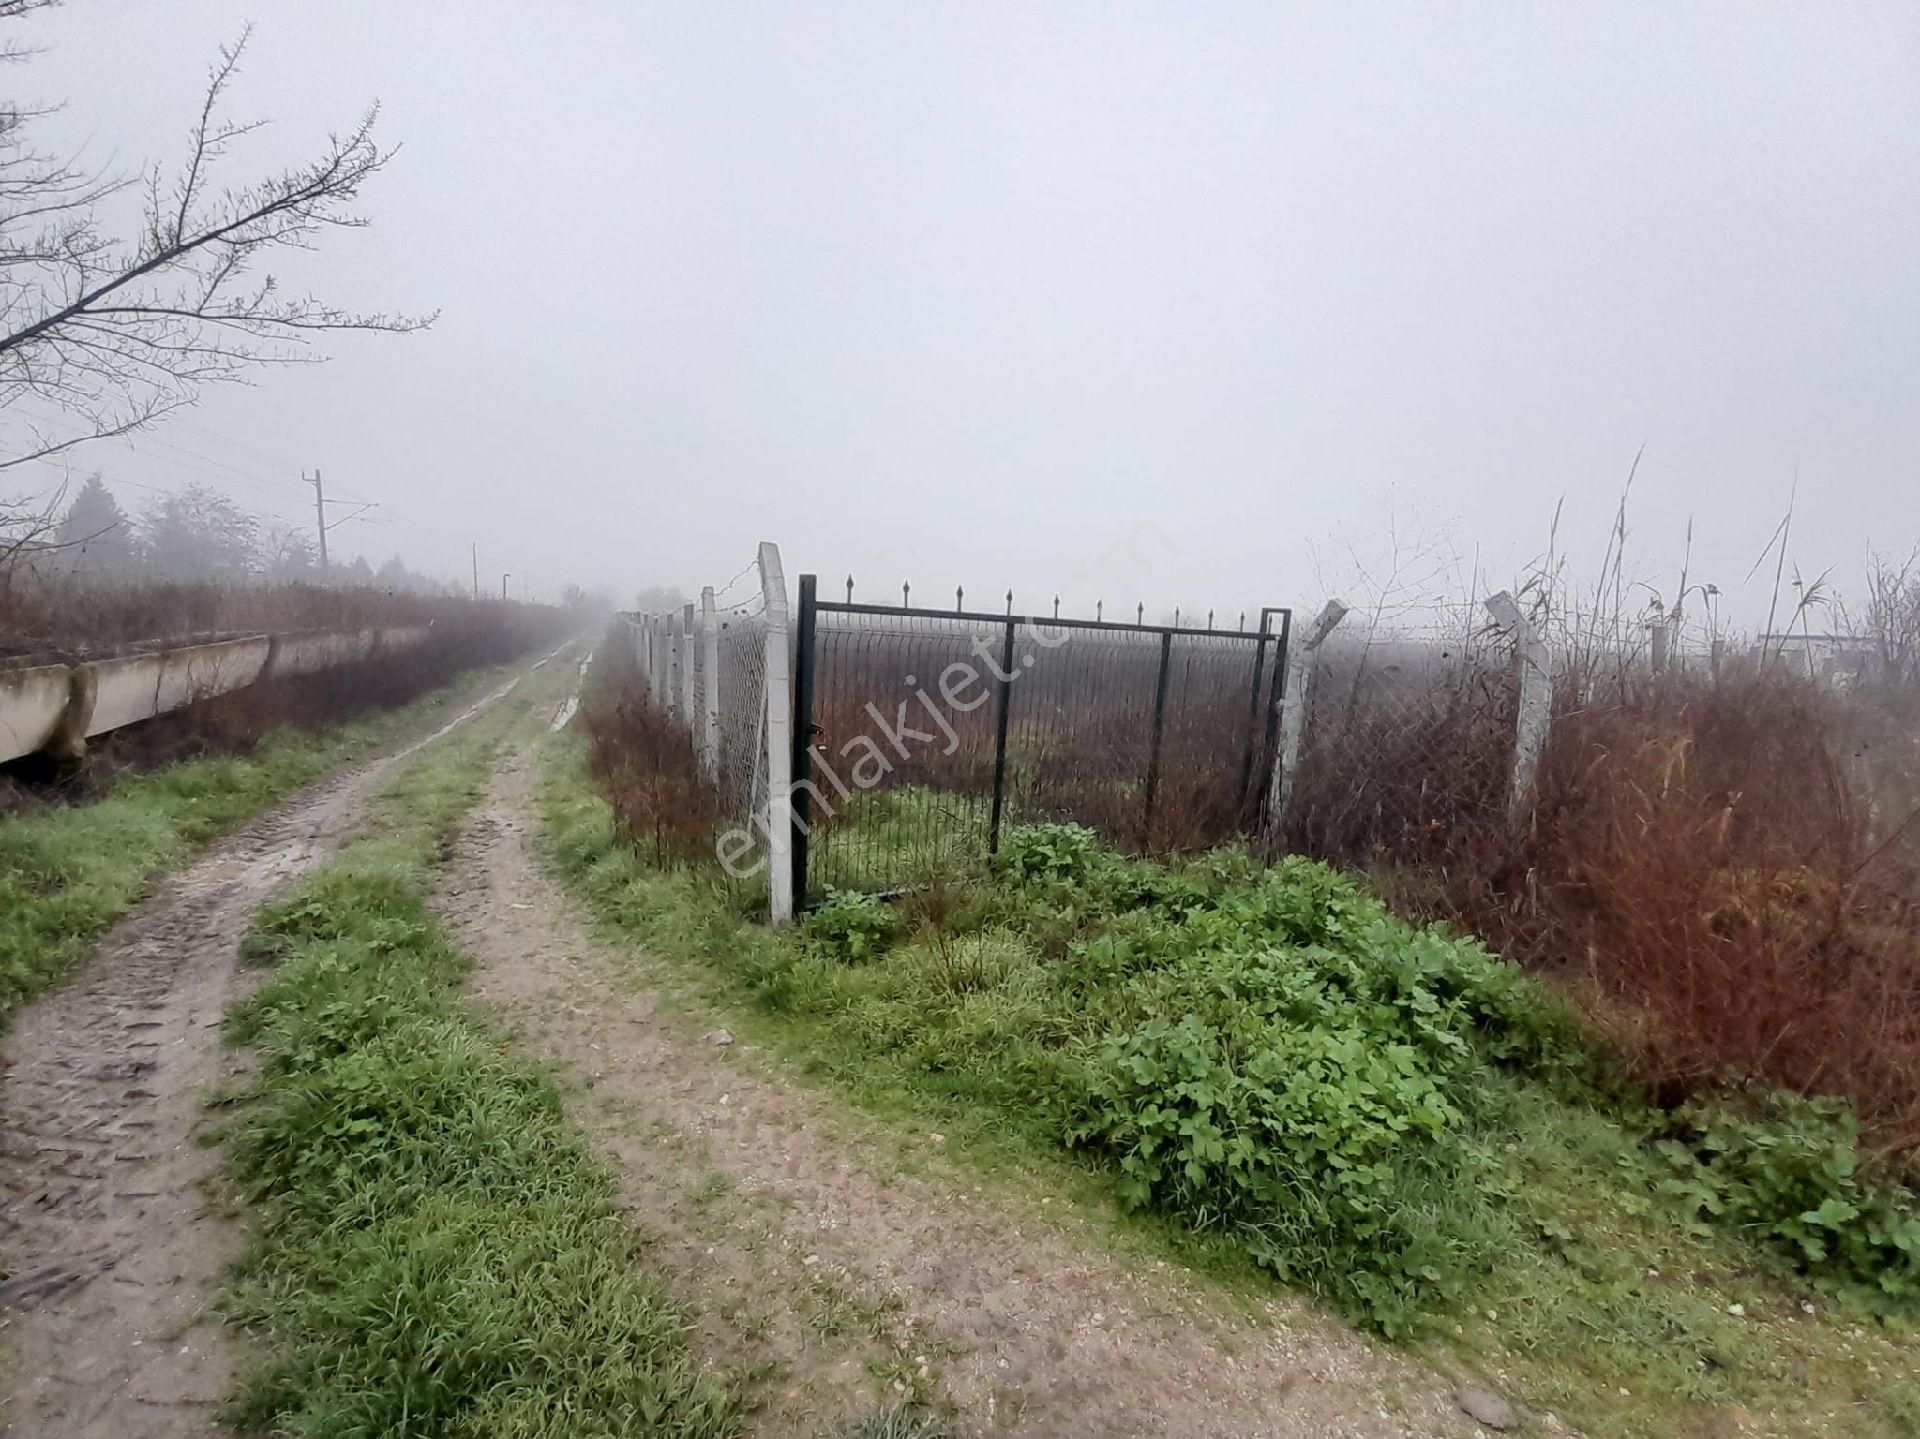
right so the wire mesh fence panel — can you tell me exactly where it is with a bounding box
[1001,624,1160,850]
[796,593,1287,901]
[1147,631,1275,848]
[1282,634,1518,866]
[803,611,998,895]
[713,599,769,831]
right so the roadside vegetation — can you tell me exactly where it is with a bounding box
[2,596,574,807]
[0,569,513,662]
[215,670,740,1438]
[0,658,538,1028]
[1290,652,1920,1165]
[547,706,1920,1437]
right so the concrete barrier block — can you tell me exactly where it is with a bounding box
[86,636,271,736]
[0,664,77,764]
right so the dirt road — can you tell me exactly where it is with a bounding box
[436,727,1485,1438]
[0,657,556,1439]
[2,651,1498,1438]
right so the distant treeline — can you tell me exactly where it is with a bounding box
[32,476,451,594]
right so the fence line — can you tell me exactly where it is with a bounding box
[604,540,1626,921]
[615,540,795,922]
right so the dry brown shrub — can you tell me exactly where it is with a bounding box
[0,577,482,662]
[579,646,723,867]
[1295,657,1920,1155]
[1,599,570,808]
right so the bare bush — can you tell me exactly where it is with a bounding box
[1290,651,1920,1158]
[0,575,490,661]
[1862,548,1920,690]
[580,644,723,868]
[1,597,569,807]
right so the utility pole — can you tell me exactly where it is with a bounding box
[303,467,376,583]
[304,469,329,576]
[470,542,479,601]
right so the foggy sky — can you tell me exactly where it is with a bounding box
[8,3,1917,627]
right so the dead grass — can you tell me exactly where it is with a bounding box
[0,575,516,662]
[1291,656,1920,1159]
[1,597,569,808]
[580,643,724,867]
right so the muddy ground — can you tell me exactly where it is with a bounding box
[0,661,554,1438]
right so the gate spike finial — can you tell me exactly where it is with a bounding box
[956,584,964,614]
[846,574,854,602]
[1174,606,1181,628]
[1207,608,1215,629]
[1136,601,1145,625]
[1096,599,1103,622]
[902,580,911,606]
[1238,610,1246,631]
[1053,594,1060,619]
[1006,587,1014,615]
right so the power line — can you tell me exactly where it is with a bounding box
[8,407,501,581]
[7,403,378,511]
[83,471,320,538]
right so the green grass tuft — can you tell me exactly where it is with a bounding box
[542,742,1920,1439]
[217,687,738,1438]
[0,671,511,1029]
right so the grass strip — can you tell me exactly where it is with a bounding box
[216,688,738,1439]
[538,735,1920,1439]
[0,659,521,1028]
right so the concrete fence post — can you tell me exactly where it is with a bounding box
[1485,590,1553,827]
[699,586,720,779]
[758,541,794,924]
[1265,599,1350,839]
[679,601,697,732]
[666,613,684,716]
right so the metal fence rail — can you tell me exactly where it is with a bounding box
[602,544,1635,924]
[790,580,1291,905]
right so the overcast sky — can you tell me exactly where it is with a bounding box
[7,2,1916,626]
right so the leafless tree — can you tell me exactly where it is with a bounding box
[0,7,429,474]
[0,479,61,580]
[1861,548,1920,689]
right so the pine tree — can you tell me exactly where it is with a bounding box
[54,475,138,575]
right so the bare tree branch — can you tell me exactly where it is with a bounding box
[0,17,431,470]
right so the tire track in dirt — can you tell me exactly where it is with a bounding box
[437,734,1486,1439]
[0,653,564,1439]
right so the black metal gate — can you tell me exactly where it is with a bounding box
[789,576,1290,905]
